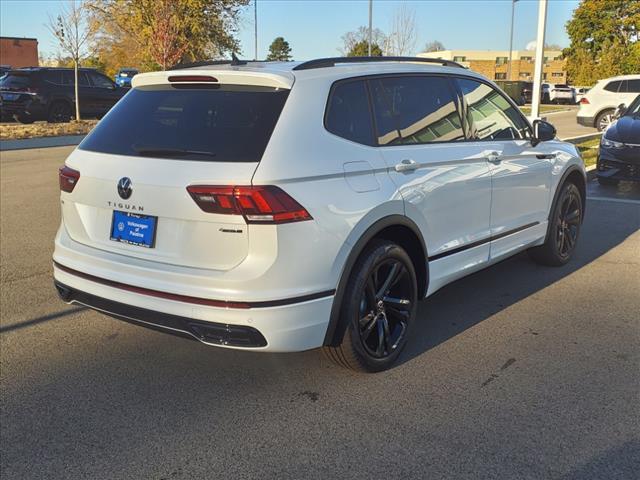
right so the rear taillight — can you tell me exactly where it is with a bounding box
[59,166,80,193]
[187,185,312,224]
[580,98,590,104]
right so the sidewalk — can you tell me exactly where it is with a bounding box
[0,135,86,152]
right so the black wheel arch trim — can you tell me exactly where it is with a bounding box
[544,165,586,242]
[322,214,429,347]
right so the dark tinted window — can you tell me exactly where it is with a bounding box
[79,84,289,162]
[0,72,33,88]
[44,70,64,84]
[88,71,113,88]
[604,80,621,92]
[325,80,374,146]
[61,70,90,86]
[456,78,530,140]
[619,79,640,93]
[370,76,464,145]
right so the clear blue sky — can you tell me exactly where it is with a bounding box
[1,0,580,61]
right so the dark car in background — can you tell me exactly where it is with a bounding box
[596,95,640,186]
[114,68,138,88]
[0,67,126,123]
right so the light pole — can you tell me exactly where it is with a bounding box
[368,0,373,56]
[254,0,258,60]
[507,0,519,81]
[531,0,548,120]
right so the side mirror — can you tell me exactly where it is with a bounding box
[614,103,626,119]
[531,119,556,147]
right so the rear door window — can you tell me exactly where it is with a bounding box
[369,75,464,145]
[456,78,530,140]
[61,70,90,86]
[627,79,640,93]
[44,70,64,85]
[88,71,114,88]
[79,84,290,162]
[0,73,33,89]
[325,80,375,146]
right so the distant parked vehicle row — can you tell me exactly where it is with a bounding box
[0,67,127,123]
[577,74,640,131]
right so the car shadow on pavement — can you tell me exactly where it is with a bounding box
[559,439,640,480]
[397,198,640,368]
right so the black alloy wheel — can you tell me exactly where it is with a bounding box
[555,185,581,260]
[357,258,412,359]
[323,240,418,372]
[528,182,583,266]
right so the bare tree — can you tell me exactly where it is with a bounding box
[339,26,387,56]
[387,4,418,56]
[423,40,445,53]
[47,0,92,121]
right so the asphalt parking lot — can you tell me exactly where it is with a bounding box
[1,146,639,479]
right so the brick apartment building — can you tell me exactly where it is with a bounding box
[418,49,567,84]
[0,36,39,68]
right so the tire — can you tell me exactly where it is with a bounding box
[47,101,73,123]
[14,114,34,124]
[323,240,418,372]
[597,177,619,187]
[528,182,583,266]
[595,109,615,131]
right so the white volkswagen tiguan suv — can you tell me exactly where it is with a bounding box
[54,57,586,372]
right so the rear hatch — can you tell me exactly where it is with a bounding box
[61,71,291,271]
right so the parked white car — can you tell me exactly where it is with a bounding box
[572,87,590,104]
[53,57,587,372]
[543,83,575,104]
[577,74,640,131]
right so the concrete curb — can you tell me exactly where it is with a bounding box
[0,135,85,152]
[561,132,602,143]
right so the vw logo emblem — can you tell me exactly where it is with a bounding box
[117,177,132,199]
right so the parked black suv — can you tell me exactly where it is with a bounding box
[0,67,126,123]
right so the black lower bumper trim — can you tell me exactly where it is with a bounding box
[54,281,268,348]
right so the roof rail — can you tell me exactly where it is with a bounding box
[292,56,465,71]
[169,54,248,71]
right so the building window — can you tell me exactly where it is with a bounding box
[543,73,548,80]
[551,72,563,77]
[495,56,508,65]
[520,56,533,62]
[453,56,466,62]
[543,57,549,63]
[495,73,507,80]
[519,72,530,78]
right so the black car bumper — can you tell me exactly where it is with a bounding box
[54,280,268,348]
[577,115,595,128]
[0,95,47,120]
[597,151,640,182]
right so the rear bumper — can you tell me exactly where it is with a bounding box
[577,115,595,128]
[53,261,334,352]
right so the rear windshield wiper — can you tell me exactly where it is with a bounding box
[133,146,217,159]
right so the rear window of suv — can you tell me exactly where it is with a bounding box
[0,72,33,89]
[79,84,289,162]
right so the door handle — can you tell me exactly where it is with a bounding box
[485,151,502,164]
[394,159,419,172]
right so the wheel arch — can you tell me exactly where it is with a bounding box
[545,164,587,242]
[323,214,428,347]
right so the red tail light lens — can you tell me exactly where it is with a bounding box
[59,166,80,193]
[580,98,590,104]
[187,185,312,224]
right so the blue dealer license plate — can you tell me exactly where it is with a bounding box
[110,211,157,248]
